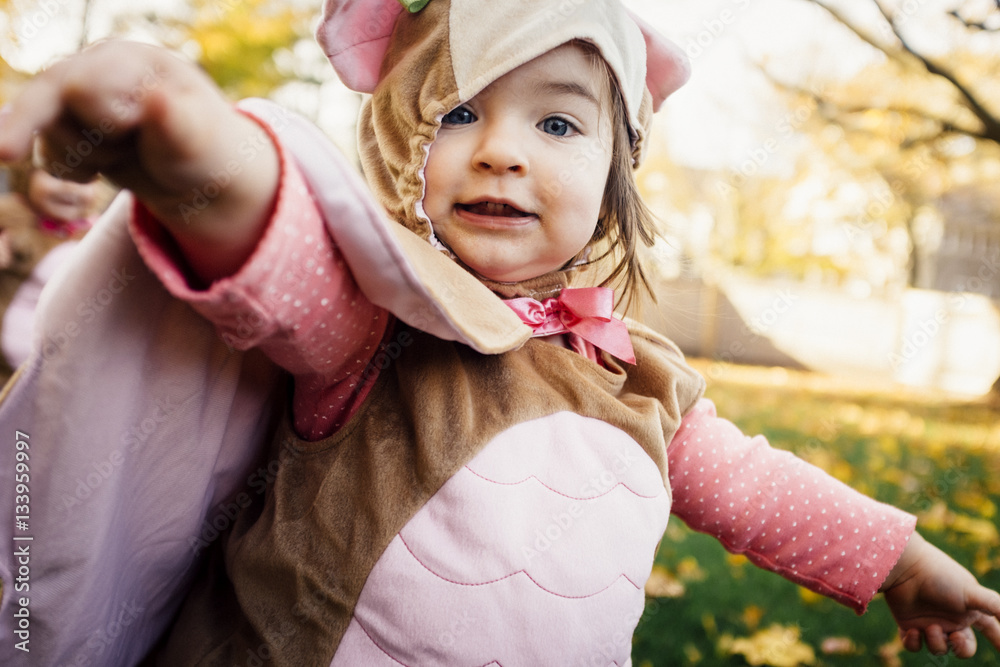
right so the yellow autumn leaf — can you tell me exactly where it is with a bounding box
[677,556,707,582]
[742,605,765,631]
[917,500,950,531]
[950,513,1000,545]
[797,586,824,606]
[644,565,685,598]
[720,624,816,667]
[953,490,997,519]
[819,636,856,655]
[878,635,904,667]
[683,643,703,664]
[918,502,999,545]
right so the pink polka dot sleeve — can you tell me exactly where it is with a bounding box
[668,399,917,613]
[128,117,389,441]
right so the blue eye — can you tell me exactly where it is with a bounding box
[442,106,476,125]
[540,117,575,137]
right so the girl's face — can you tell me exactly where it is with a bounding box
[423,43,614,283]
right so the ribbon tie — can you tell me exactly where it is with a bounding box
[504,287,636,364]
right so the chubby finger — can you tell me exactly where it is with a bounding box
[901,628,922,653]
[948,627,977,659]
[924,625,949,656]
[976,611,1000,652]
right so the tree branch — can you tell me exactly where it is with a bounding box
[797,0,903,61]
[872,0,1000,143]
[758,66,991,144]
[946,8,1000,32]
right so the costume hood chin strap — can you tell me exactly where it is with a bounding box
[504,287,636,364]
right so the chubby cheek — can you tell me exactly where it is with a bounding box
[421,146,454,228]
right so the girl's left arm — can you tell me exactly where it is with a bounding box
[667,399,1000,657]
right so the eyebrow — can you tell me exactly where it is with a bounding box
[533,80,602,108]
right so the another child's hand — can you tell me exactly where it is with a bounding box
[0,41,279,282]
[881,532,1000,658]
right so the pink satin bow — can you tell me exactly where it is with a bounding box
[504,287,636,364]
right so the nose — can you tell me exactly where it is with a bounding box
[472,121,528,175]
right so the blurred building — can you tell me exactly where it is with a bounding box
[916,187,1000,299]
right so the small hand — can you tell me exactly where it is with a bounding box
[0,40,279,282]
[882,532,1000,658]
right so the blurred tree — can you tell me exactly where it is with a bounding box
[0,54,25,106]
[120,0,319,100]
[776,0,1000,396]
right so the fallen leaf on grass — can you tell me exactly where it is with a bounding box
[878,635,903,667]
[644,565,685,598]
[819,636,856,655]
[719,624,816,667]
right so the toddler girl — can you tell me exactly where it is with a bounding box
[0,0,998,665]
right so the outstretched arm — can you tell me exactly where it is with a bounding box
[0,40,278,284]
[881,532,1000,657]
[669,399,1000,659]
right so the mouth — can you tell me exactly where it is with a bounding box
[455,199,535,224]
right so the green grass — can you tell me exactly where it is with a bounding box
[633,360,1000,667]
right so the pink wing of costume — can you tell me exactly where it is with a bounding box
[0,98,525,666]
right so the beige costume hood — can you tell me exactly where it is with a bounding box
[318,0,690,238]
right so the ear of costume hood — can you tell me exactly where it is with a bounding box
[317,0,690,105]
[316,0,405,93]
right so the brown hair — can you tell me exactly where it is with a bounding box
[579,43,658,315]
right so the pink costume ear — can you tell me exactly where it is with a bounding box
[316,0,406,94]
[626,9,691,111]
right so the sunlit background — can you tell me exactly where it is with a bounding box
[1,1,998,665]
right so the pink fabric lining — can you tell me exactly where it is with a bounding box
[315,0,405,93]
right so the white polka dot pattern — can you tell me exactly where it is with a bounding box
[668,399,917,613]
